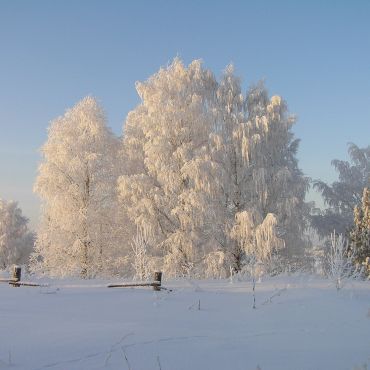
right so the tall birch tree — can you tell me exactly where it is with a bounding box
[32,97,121,278]
[118,59,218,276]
[211,69,309,270]
[119,59,309,276]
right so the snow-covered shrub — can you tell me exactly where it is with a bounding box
[327,232,360,290]
[264,254,286,276]
[204,251,227,278]
[163,248,195,278]
[310,246,326,276]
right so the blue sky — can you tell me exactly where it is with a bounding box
[1,0,369,229]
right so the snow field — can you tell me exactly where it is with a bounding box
[0,275,369,370]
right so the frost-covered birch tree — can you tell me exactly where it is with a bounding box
[0,199,34,269]
[118,59,218,277]
[210,68,309,271]
[244,83,310,260]
[327,232,357,290]
[31,97,123,278]
[119,59,308,277]
[207,65,248,270]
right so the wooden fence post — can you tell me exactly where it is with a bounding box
[153,271,162,291]
[12,266,21,287]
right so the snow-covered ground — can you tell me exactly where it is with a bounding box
[0,274,369,370]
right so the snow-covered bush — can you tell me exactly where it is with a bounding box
[204,251,227,279]
[327,232,359,290]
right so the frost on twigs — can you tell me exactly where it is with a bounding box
[327,232,361,290]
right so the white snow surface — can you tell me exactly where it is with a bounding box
[0,274,369,370]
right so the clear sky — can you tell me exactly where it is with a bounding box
[1,0,369,229]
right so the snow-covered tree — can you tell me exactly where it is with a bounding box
[210,69,309,271]
[131,223,153,281]
[312,144,370,236]
[119,59,308,277]
[0,199,34,269]
[31,96,124,278]
[349,187,370,276]
[118,58,218,277]
[207,65,247,271]
[327,232,357,290]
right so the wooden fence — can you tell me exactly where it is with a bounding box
[0,266,164,291]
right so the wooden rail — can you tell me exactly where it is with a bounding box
[107,282,160,289]
[8,281,48,287]
[0,278,16,283]
[1,268,164,291]
[108,272,163,291]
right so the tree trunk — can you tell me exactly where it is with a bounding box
[80,240,89,279]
